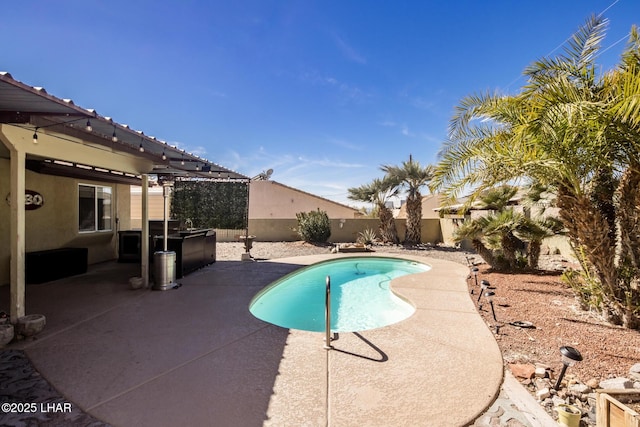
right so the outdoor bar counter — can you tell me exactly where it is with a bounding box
[153,229,216,278]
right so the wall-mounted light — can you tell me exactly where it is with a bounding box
[86,119,92,132]
[33,128,39,144]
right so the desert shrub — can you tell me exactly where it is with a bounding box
[296,209,331,243]
[357,228,377,245]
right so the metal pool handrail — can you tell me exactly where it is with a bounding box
[324,275,333,350]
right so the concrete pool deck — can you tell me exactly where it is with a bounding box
[3,253,552,426]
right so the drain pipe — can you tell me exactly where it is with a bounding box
[324,275,333,350]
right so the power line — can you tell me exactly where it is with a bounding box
[503,0,624,92]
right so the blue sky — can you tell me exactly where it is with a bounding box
[2,1,639,207]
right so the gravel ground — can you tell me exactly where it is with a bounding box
[216,240,472,264]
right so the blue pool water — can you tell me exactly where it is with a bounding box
[249,257,430,332]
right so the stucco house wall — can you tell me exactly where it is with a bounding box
[0,158,131,285]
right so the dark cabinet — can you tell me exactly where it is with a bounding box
[153,229,216,278]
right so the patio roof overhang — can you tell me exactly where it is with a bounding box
[0,71,249,182]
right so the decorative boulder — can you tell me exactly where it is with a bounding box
[15,314,46,337]
[0,324,14,347]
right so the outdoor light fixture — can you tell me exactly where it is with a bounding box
[162,149,167,161]
[195,163,200,171]
[554,346,583,390]
[484,291,497,321]
[472,267,479,287]
[139,139,145,153]
[180,154,185,165]
[466,256,476,267]
[478,280,490,303]
[32,128,38,144]
[112,127,118,142]
[86,119,92,132]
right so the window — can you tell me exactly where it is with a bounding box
[79,184,112,232]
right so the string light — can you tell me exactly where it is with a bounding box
[86,119,92,132]
[33,127,38,144]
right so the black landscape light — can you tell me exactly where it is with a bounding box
[553,346,583,390]
[472,267,479,287]
[478,280,490,303]
[466,255,476,267]
[484,291,497,321]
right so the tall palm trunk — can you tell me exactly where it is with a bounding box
[527,241,542,270]
[404,195,422,244]
[615,167,640,329]
[471,239,497,268]
[501,232,521,269]
[378,203,399,244]
[557,186,623,323]
[618,167,640,270]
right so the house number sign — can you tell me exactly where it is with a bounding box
[5,190,45,210]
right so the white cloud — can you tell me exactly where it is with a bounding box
[298,69,370,104]
[332,34,367,65]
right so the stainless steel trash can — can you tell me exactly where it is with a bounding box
[153,251,177,291]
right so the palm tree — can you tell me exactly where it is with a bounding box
[382,156,435,244]
[453,217,497,267]
[517,216,565,269]
[348,176,400,244]
[432,16,640,328]
[453,185,561,270]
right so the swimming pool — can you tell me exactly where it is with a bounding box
[249,257,430,332]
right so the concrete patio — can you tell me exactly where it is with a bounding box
[4,253,507,426]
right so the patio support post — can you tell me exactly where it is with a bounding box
[141,174,150,288]
[9,145,26,322]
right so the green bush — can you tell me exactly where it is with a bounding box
[296,209,331,243]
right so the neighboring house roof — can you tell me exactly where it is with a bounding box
[0,71,248,181]
[250,180,363,219]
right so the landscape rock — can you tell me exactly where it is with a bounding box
[509,363,536,380]
[536,387,551,400]
[534,367,547,378]
[599,377,633,389]
[630,364,640,381]
[586,378,600,389]
[569,383,592,395]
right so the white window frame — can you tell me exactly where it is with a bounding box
[78,183,113,233]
